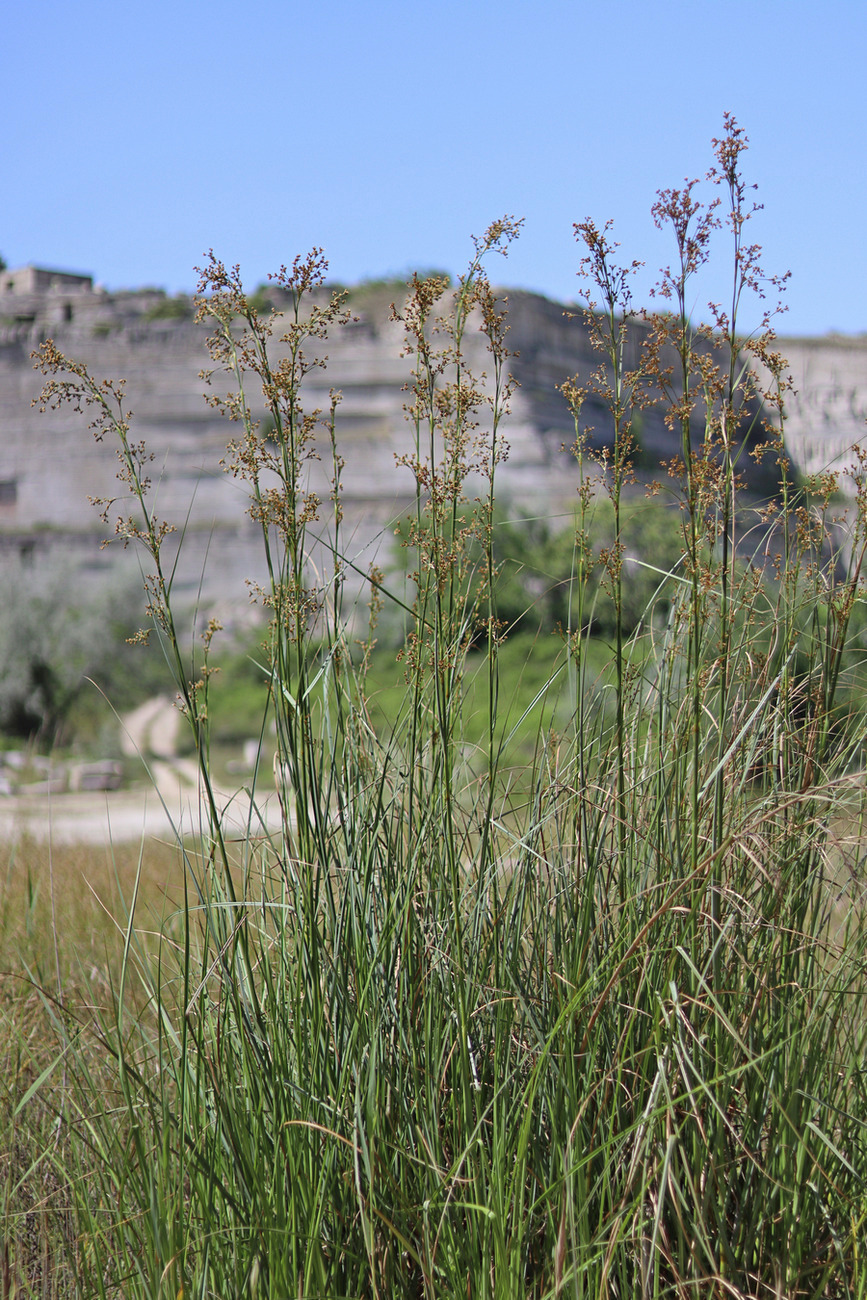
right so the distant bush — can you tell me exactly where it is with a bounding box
[348,269,452,301]
[245,284,277,314]
[0,560,158,745]
[543,494,685,637]
[394,496,685,642]
[143,293,193,321]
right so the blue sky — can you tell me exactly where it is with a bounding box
[4,0,864,335]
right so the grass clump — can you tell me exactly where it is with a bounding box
[13,116,867,1297]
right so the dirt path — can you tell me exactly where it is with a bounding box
[0,697,283,846]
[122,695,183,761]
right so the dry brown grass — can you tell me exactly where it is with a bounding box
[0,834,186,1298]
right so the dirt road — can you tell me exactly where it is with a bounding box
[0,697,283,846]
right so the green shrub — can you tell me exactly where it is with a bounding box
[0,560,158,745]
[143,293,192,321]
[246,283,276,314]
[393,495,686,644]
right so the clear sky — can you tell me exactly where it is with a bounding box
[4,0,864,336]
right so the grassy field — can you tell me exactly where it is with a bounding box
[6,118,867,1297]
[0,836,186,1295]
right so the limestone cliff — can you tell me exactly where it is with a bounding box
[0,273,862,612]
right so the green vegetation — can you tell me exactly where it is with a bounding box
[143,292,193,321]
[245,283,277,315]
[0,562,162,747]
[6,116,867,1297]
[349,269,453,296]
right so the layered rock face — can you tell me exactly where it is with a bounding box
[774,336,867,481]
[1,273,863,615]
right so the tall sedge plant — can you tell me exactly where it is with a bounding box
[569,219,645,894]
[24,120,867,1298]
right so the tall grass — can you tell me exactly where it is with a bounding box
[19,116,867,1297]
